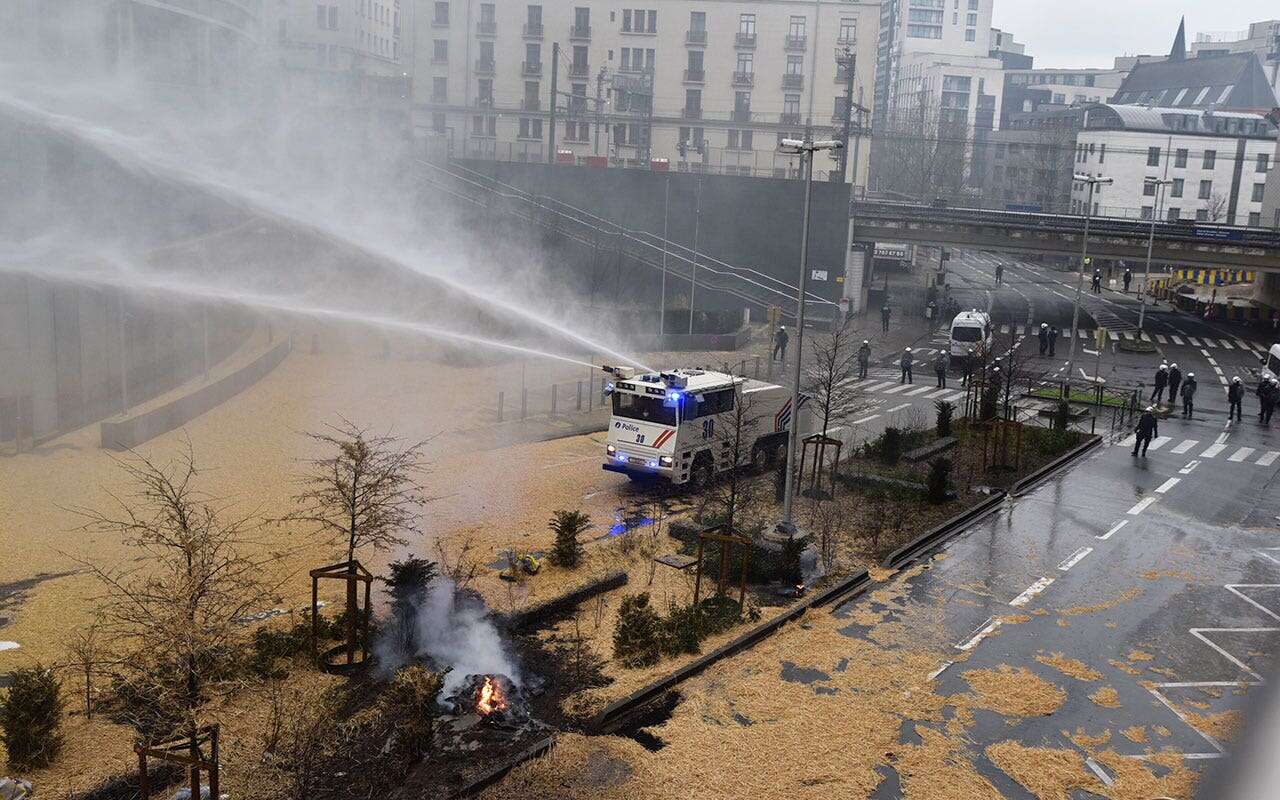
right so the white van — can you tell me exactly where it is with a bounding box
[950,310,993,360]
[1262,344,1280,382]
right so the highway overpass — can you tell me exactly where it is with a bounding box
[849,201,1280,271]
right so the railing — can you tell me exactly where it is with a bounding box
[731,109,753,122]
[520,97,541,111]
[785,35,808,51]
[523,23,543,38]
[570,24,591,40]
[522,61,542,77]
[683,69,705,83]
[779,112,801,126]
[476,20,496,36]
[475,59,495,75]
[837,35,857,47]
[682,107,703,120]
[735,32,756,48]
[476,95,494,108]
[686,29,707,45]
[569,62,589,77]
[732,71,754,86]
[782,73,804,90]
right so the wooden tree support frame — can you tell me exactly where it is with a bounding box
[692,525,751,609]
[310,559,374,673]
[137,725,219,800]
[798,434,843,500]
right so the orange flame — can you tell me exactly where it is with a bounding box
[476,677,507,715]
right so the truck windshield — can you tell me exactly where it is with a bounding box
[952,325,983,342]
[612,393,678,426]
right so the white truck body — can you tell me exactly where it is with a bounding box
[602,368,806,485]
[1263,344,1280,382]
[950,310,993,359]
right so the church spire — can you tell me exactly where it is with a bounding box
[1169,17,1187,61]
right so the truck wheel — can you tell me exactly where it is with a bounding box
[690,454,714,488]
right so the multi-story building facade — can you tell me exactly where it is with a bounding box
[1190,20,1280,102]
[414,0,879,183]
[982,106,1081,213]
[1071,104,1276,226]
[999,67,1125,126]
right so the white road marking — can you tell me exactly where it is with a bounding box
[1128,497,1157,515]
[1179,460,1201,475]
[863,381,896,392]
[955,616,1002,651]
[881,384,912,394]
[904,386,934,396]
[1009,577,1055,607]
[851,414,881,425]
[1171,335,1185,345]
[886,403,912,414]
[0,642,19,652]
[1057,547,1093,572]
[1119,434,1136,448]
[1155,334,1168,344]
[1186,337,1202,347]
[1147,685,1227,756]
[1228,447,1256,462]
[1219,340,1235,349]
[1147,436,1172,451]
[1189,628,1279,682]
[1171,440,1198,454]
[927,661,954,681]
[1155,477,1181,494]
[1098,520,1129,540]
[1085,757,1115,787]
[1257,451,1280,467]
[925,389,951,399]
[1200,443,1227,458]
[1225,585,1280,622]
[1202,339,1217,348]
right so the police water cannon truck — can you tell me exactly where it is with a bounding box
[600,366,807,486]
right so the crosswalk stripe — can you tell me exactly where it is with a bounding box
[1155,334,1168,344]
[863,381,896,393]
[1119,434,1136,448]
[1170,335,1185,345]
[1258,451,1280,467]
[1185,336,1202,346]
[904,386,934,396]
[1146,436,1172,451]
[1202,338,1216,348]
[1171,439,1198,454]
[942,391,966,402]
[881,384,912,394]
[1201,443,1227,458]
[1219,340,1235,349]
[1228,447,1256,462]
[926,389,952,399]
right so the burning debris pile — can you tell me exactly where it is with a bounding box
[437,673,547,752]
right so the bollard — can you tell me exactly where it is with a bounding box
[551,384,558,416]
[498,391,505,423]
[576,381,583,411]
[521,389,528,420]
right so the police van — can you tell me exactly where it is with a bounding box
[601,367,805,486]
[949,310,993,360]
[1262,343,1280,382]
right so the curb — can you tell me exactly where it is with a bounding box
[589,568,872,734]
[449,735,558,799]
[1011,435,1103,498]
[880,490,1008,570]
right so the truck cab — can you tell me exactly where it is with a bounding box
[601,367,800,486]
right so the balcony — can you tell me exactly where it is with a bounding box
[431,92,448,104]
[569,62,589,77]
[782,73,804,90]
[682,106,703,120]
[780,112,801,126]
[683,68,705,83]
[735,32,756,48]
[476,20,496,36]
[475,59,495,75]
[432,15,449,28]
[521,96,541,111]
[785,35,807,51]
[686,29,707,45]
[522,61,542,77]
[569,24,591,41]
[523,22,543,38]
[837,35,856,47]
[732,71,754,87]
[731,108,754,122]
[476,95,494,108]
[835,68,853,83]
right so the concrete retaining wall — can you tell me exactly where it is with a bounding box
[100,338,291,450]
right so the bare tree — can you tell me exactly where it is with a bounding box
[291,419,431,657]
[700,383,760,531]
[1207,192,1230,223]
[61,622,113,719]
[74,447,275,742]
[805,324,871,440]
[872,99,970,203]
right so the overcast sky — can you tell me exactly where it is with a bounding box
[992,1,1279,69]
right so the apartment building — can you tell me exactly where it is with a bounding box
[414,0,879,183]
[1190,19,1280,102]
[1071,104,1276,226]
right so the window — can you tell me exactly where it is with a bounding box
[527,4,542,27]
[686,49,703,75]
[727,130,753,150]
[789,16,806,37]
[1141,206,1154,220]
[478,78,493,104]
[1098,144,1106,163]
[783,94,800,117]
[1143,180,1156,197]
[1147,146,1161,167]
[1259,153,1271,173]
[622,9,632,31]
[739,14,755,35]
[1167,207,1181,221]
[839,18,856,43]
[432,39,447,62]
[736,52,753,73]
[574,7,590,31]
[734,91,751,113]
[518,117,543,140]
[1175,148,1187,168]
[966,13,977,26]
[1199,179,1213,200]
[612,393,678,426]
[472,114,496,137]
[647,10,657,33]
[1203,150,1217,170]
[433,1,448,25]
[1253,183,1266,203]
[526,42,541,68]
[685,89,701,112]
[431,76,447,101]
[690,11,706,33]
[1196,209,1209,221]
[965,29,976,41]
[1250,212,1263,227]
[480,3,495,24]
[1171,178,1184,198]
[786,54,804,75]
[431,112,446,133]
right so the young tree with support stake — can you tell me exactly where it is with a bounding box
[291,419,431,666]
[700,383,760,531]
[805,324,871,441]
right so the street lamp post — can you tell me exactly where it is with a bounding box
[1065,173,1113,395]
[776,137,843,539]
[1138,178,1173,332]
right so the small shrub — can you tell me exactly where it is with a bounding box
[926,458,952,505]
[613,593,662,668]
[378,666,445,761]
[549,510,591,568]
[935,400,955,438]
[878,428,903,465]
[0,664,64,769]
[660,605,705,656]
[1052,400,1072,432]
[384,556,439,656]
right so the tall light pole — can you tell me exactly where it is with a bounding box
[1065,173,1113,395]
[1139,178,1173,332]
[777,137,843,539]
